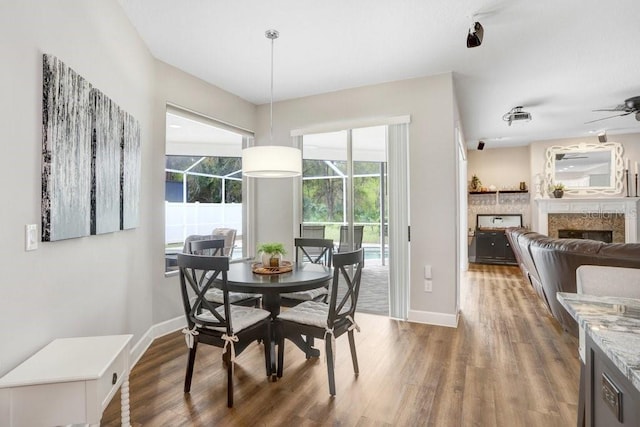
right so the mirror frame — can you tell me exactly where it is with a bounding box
[544,142,624,196]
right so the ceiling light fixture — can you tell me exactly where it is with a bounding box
[241,29,302,178]
[502,106,532,126]
[466,20,484,48]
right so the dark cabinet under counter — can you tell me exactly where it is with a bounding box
[586,333,640,426]
[474,230,517,265]
[470,214,521,266]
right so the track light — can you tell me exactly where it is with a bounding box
[477,141,485,150]
[467,21,483,48]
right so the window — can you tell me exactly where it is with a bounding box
[164,107,252,272]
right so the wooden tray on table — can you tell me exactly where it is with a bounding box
[251,261,293,275]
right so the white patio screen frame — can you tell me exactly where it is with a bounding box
[165,104,256,271]
[292,115,410,320]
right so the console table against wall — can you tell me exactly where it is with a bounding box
[535,198,640,243]
[0,334,133,427]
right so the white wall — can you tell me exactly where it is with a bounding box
[253,74,460,325]
[0,0,256,374]
[468,146,531,191]
[467,146,532,229]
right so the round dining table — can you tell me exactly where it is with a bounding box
[217,260,333,376]
[223,261,332,319]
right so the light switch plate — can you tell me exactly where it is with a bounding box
[25,224,38,251]
[424,265,432,279]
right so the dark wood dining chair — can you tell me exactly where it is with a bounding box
[188,239,261,308]
[177,253,271,407]
[280,238,334,307]
[276,248,364,396]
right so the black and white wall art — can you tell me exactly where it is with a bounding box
[42,54,141,241]
[121,111,141,230]
[91,89,122,235]
[42,54,92,241]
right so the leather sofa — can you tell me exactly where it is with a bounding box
[505,227,640,336]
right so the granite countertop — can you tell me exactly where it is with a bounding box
[557,292,640,392]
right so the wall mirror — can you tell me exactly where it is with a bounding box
[544,142,624,196]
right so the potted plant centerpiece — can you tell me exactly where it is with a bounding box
[552,183,565,198]
[257,242,287,268]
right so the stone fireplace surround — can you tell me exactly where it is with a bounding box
[535,198,640,243]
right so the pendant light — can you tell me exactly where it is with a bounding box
[242,29,302,178]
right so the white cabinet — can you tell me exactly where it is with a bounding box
[0,335,133,427]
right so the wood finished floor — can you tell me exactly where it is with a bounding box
[102,264,580,426]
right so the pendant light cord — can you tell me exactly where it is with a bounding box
[270,34,274,142]
[265,29,279,143]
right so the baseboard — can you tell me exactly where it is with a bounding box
[130,316,185,369]
[408,309,459,328]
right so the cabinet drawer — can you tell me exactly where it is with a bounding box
[98,346,127,411]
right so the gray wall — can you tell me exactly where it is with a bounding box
[254,74,460,324]
[0,0,256,374]
[0,0,461,375]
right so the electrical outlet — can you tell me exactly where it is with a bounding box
[424,279,433,292]
[25,224,38,251]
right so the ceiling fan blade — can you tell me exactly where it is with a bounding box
[584,111,632,124]
[592,107,627,112]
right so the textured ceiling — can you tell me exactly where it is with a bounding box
[118,0,640,149]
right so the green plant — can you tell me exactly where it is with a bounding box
[552,183,565,191]
[257,242,287,256]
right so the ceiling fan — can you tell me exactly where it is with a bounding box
[585,95,640,124]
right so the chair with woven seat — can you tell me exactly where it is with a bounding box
[280,237,334,307]
[188,239,261,308]
[177,252,271,407]
[276,248,364,396]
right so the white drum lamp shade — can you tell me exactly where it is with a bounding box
[242,146,302,178]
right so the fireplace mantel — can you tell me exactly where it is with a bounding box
[535,198,640,243]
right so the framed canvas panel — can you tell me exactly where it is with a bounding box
[121,110,141,230]
[91,89,122,235]
[42,54,92,241]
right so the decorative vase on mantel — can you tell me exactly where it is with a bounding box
[553,189,564,199]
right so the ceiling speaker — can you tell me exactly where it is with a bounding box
[597,131,607,143]
[477,141,485,150]
[467,22,484,48]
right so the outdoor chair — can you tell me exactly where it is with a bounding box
[276,248,364,396]
[211,227,237,258]
[280,238,334,307]
[302,225,326,239]
[177,253,271,407]
[337,225,364,253]
[337,225,364,267]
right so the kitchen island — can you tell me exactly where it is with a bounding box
[558,293,640,426]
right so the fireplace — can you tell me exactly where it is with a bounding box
[558,229,613,243]
[535,198,640,243]
[549,213,624,243]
